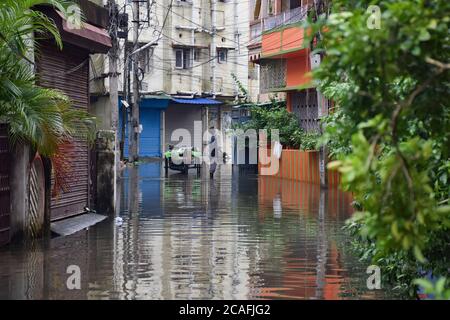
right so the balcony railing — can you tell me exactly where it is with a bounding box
[262,6,308,32]
[250,22,262,42]
[259,59,286,93]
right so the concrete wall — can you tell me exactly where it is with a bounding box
[9,144,30,241]
[89,96,112,130]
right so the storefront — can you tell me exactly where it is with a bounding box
[165,98,223,152]
[121,95,171,158]
[36,6,111,221]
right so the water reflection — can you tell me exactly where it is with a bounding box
[0,162,389,299]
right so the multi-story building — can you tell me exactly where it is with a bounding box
[91,0,249,158]
[249,0,328,133]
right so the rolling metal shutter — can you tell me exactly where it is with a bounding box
[36,41,90,221]
[140,109,161,157]
[165,105,202,150]
[0,124,10,245]
[121,107,162,158]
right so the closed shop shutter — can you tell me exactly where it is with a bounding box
[0,124,10,245]
[165,105,202,150]
[140,109,161,157]
[36,41,90,221]
[121,109,161,158]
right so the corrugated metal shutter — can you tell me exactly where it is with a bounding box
[0,124,10,245]
[140,109,161,157]
[121,107,161,158]
[36,41,90,221]
[165,105,202,150]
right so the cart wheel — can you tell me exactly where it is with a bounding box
[164,157,169,176]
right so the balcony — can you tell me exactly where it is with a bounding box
[262,6,308,32]
[259,60,286,93]
[259,49,312,93]
[250,21,262,43]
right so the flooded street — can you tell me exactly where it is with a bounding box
[0,163,391,299]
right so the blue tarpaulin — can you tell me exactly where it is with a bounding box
[171,98,222,105]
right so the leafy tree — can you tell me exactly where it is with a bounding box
[308,0,450,298]
[237,104,320,150]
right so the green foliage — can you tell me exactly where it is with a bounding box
[309,0,450,298]
[319,108,354,158]
[231,72,249,103]
[237,103,319,150]
[0,0,95,157]
[414,278,450,300]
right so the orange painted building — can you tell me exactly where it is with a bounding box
[256,1,328,133]
[259,21,320,120]
[261,25,313,91]
[249,1,336,186]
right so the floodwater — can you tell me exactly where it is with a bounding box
[0,162,392,299]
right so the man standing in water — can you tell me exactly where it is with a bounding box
[209,126,218,179]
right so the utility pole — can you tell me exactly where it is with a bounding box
[108,0,119,166]
[95,0,119,214]
[129,0,140,163]
[120,24,129,160]
[210,0,216,97]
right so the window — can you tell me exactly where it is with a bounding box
[217,49,227,63]
[175,48,192,69]
[290,0,301,9]
[248,62,259,80]
[175,49,183,68]
[253,0,261,20]
[138,47,153,73]
[194,49,201,62]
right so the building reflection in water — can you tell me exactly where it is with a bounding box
[256,176,355,299]
[0,163,387,299]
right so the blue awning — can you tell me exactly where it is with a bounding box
[118,95,171,110]
[171,98,223,105]
[140,97,170,109]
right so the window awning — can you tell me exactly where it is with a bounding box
[171,98,223,105]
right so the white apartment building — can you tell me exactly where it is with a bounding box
[91,0,249,158]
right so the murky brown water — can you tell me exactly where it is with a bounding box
[0,163,392,299]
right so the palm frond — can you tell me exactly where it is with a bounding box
[0,0,96,158]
